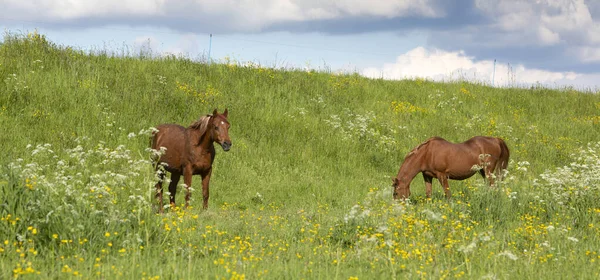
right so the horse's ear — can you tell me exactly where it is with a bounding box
[222,108,228,118]
[212,109,218,116]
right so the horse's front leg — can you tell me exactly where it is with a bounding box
[201,168,212,210]
[183,167,193,209]
[423,174,433,198]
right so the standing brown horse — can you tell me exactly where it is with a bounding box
[392,136,509,200]
[151,109,231,211]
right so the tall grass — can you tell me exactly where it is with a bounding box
[1,31,600,279]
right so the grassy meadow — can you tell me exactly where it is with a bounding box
[1,31,600,279]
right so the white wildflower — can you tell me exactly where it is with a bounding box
[567,236,579,243]
[497,250,518,261]
[384,239,394,248]
[458,241,477,254]
[422,209,443,222]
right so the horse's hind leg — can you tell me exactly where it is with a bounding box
[200,168,213,210]
[183,167,194,209]
[437,174,452,199]
[485,162,497,187]
[478,168,494,187]
[168,172,181,208]
[155,170,165,213]
[478,169,486,180]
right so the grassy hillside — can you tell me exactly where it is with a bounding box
[1,31,600,279]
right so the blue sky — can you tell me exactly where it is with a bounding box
[2,0,600,89]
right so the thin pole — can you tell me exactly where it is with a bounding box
[492,59,496,86]
[207,34,212,64]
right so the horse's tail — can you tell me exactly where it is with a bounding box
[150,130,157,150]
[149,128,161,164]
[496,138,510,179]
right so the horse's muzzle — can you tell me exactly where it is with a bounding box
[221,141,232,151]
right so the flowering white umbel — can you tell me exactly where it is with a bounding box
[536,141,600,207]
[457,241,477,254]
[567,236,579,243]
[497,250,518,261]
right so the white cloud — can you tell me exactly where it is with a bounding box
[537,26,560,45]
[325,0,441,18]
[475,0,600,47]
[570,46,600,63]
[3,0,599,46]
[361,47,597,88]
[3,0,165,19]
[1,0,443,31]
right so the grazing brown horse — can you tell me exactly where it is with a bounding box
[151,109,231,211]
[392,136,509,200]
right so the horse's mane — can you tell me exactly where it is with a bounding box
[188,114,212,136]
[404,137,444,160]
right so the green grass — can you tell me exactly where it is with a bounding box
[1,31,600,279]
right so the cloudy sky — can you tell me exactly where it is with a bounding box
[1,0,600,89]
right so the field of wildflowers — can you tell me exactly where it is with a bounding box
[1,32,600,279]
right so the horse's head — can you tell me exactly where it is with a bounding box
[211,108,232,151]
[392,177,410,200]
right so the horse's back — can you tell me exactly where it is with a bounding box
[464,136,502,154]
[152,124,188,171]
[428,136,503,163]
[427,137,468,154]
[426,137,478,163]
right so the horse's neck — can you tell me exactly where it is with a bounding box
[397,153,422,182]
[189,129,214,151]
